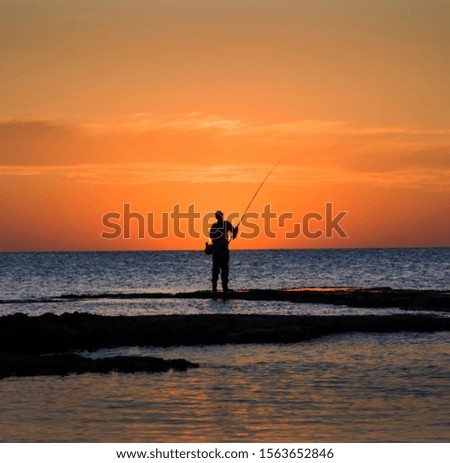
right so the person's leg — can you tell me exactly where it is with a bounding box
[221,250,230,291]
[211,254,220,292]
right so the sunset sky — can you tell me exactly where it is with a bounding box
[1,0,449,251]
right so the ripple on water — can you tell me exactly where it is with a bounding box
[1,332,449,442]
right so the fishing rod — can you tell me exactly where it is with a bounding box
[205,159,283,251]
[237,158,283,228]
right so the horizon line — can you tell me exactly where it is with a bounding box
[1,245,449,254]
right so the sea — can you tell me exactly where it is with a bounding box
[0,248,449,442]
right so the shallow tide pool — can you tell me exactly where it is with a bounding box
[1,332,449,442]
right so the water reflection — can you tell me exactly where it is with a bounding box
[1,332,449,442]
[2,297,445,317]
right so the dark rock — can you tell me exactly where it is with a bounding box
[0,353,199,379]
[0,313,449,355]
[54,287,450,311]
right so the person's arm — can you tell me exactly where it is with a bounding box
[226,221,238,240]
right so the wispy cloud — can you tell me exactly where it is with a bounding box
[103,113,347,136]
[91,113,244,133]
[2,114,450,145]
[0,163,270,185]
[103,113,450,137]
[1,115,449,192]
[1,161,448,191]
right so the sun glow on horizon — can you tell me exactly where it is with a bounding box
[1,1,449,251]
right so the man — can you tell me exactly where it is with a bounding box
[209,210,238,293]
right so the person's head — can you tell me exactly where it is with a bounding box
[215,210,224,222]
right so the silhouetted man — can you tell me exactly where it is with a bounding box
[209,210,238,293]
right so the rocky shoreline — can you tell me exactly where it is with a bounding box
[2,286,449,379]
[43,287,450,311]
[0,353,198,379]
[1,312,449,354]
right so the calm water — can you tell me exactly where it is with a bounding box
[0,248,449,442]
[1,332,449,442]
[0,248,449,316]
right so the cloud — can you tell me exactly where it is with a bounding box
[0,162,269,185]
[107,113,347,137]
[0,115,449,192]
[351,126,450,137]
[100,113,244,133]
[1,160,448,192]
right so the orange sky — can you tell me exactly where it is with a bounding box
[1,0,449,251]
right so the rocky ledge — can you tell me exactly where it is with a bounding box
[0,353,198,379]
[53,287,450,311]
[1,312,449,355]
